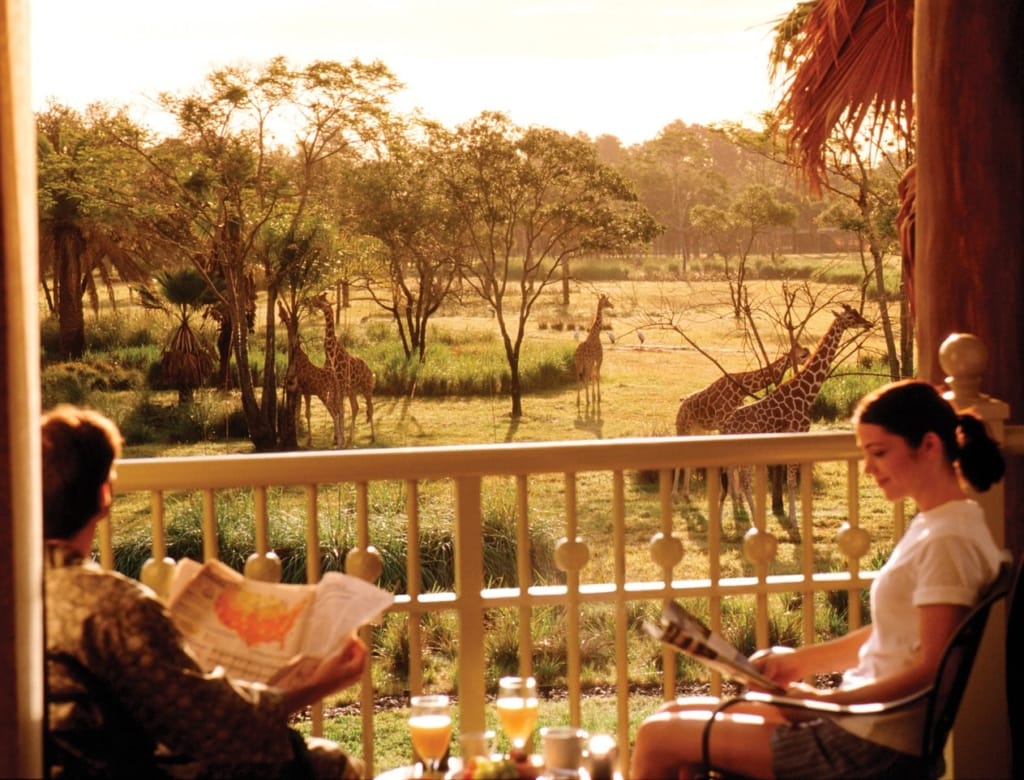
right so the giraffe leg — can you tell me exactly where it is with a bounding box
[303,393,312,448]
[348,392,359,444]
[365,393,375,441]
[735,466,755,531]
[785,464,801,542]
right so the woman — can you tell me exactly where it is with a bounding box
[629,380,1006,780]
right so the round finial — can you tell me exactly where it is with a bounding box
[554,536,591,572]
[939,333,986,405]
[836,523,871,559]
[345,546,384,581]
[742,527,778,564]
[648,532,684,570]
[244,550,282,582]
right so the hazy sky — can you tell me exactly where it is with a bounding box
[30,0,796,145]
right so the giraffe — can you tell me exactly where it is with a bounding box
[574,294,613,408]
[309,292,376,445]
[671,342,811,501]
[277,302,344,449]
[719,303,872,538]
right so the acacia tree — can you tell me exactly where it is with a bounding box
[347,124,466,362]
[115,57,400,450]
[690,184,797,319]
[625,121,726,271]
[432,113,662,418]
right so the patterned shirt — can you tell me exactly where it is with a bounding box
[45,545,358,779]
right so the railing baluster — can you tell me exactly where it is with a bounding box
[201,489,217,561]
[612,469,630,774]
[304,484,324,738]
[515,475,533,680]
[454,475,486,732]
[406,479,424,696]
[561,472,583,728]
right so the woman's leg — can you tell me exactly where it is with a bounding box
[630,700,786,780]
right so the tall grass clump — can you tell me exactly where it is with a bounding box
[369,337,574,397]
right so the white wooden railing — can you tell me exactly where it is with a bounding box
[102,335,1021,778]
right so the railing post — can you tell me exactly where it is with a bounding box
[939,333,1011,779]
[454,475,487,732]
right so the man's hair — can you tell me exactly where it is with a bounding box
[41,405,123,540]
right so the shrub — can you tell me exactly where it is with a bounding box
[811,363,891,422]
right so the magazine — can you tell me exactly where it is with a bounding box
[644,600,786,694]
[167,558,394,690]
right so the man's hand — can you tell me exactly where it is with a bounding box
[283,635,369,713]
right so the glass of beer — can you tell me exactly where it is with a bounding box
[408,694,452,776]
[496,676,538,756]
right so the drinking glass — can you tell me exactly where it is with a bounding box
[408,694,452,776]
[496,675,538,756]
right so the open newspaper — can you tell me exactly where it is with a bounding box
[168,558,394,690]
[644,601,786,694]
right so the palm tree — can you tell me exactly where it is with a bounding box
[37,103,151,358]
[136,269,216,405]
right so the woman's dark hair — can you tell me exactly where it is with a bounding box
[852,379,1005,492]
[41,405,123,539]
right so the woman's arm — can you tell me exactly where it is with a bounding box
[753,624,873,686]
[788,603,968,705]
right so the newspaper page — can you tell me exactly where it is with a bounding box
[168,558,394,689]
[644,601,785,693]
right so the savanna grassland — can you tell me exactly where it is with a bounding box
[43,255,905,770]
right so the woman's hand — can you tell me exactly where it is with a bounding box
[749,645,804,689]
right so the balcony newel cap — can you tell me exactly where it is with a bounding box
[939,333,987,407]
[938,333,1009,428]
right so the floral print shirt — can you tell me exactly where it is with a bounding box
[44,545,355,779]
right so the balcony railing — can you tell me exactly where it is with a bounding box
[102,340,1021,778]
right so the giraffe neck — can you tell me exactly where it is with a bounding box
[587,308,603,343]
[785,319,846,400]
[317,303,348,364]
[732,353,793,392]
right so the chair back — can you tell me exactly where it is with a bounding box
[1005,556,1024,779]
[920,559,1015,770]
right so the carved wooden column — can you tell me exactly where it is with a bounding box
[914,0,1024,557]
[1,0,43,775]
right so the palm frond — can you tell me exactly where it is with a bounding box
[774,0,914,189]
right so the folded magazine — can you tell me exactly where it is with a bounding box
[644,600,786,693]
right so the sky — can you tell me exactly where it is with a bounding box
[29,0,797,146]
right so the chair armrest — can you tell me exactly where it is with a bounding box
[739,686,934,716]
[700,686,935,777]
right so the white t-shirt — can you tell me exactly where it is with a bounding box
[835,499,1005,753]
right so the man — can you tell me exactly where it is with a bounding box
[42,405,367,778]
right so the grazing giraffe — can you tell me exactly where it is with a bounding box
[309,292,376,445]
[574,294,613,407]
[720,303,872,538]
[671,343,811,501]
[277,302,344,449]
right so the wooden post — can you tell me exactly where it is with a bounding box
[939,334,1010,778]
[913,0,1024,557]
[1,0,43,775]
